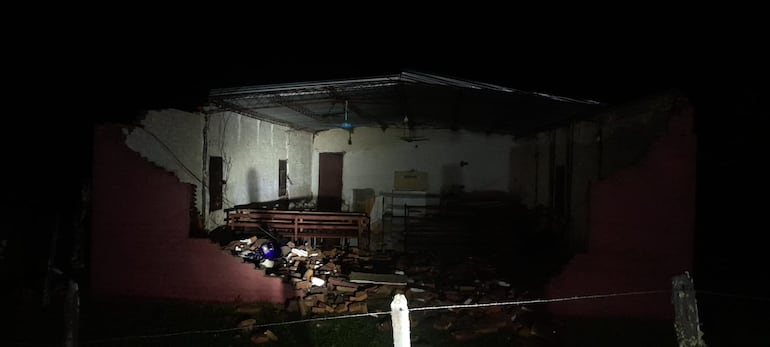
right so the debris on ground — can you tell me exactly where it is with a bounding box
[222,236,561,345]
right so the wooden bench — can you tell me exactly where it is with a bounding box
[224,208,370,247]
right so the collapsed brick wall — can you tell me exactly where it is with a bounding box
[546,97,696,319]
[91,125,292,303]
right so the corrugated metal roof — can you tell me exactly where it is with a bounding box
[207,71,604,134]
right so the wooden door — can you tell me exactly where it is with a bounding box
[318,152,343,211]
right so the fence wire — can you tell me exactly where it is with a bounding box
[3,289,768,346]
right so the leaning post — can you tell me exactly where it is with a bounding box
[672,271,707,347]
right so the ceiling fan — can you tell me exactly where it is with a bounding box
[329,100,357,145]
[339,100,353,130]
[321,100,365,130]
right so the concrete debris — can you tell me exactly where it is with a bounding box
[238,318,257,334]
[223,237,559,345]
[310,277,325,287]
[349,271,408,285]
[249,329,278,344]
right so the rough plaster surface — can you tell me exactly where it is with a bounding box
[509,92,681,249]
[545,100,695,319]
[125,109,205,211]
[125,110,313,230]
[312,127,513,210]
[205,112,312,228]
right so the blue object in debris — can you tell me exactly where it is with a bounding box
[241,250,258,263]
[258,241,279,260]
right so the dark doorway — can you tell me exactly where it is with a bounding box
[554,165,565,216]
[318,152,343,211]
[209,156,223,211]
[279,159,288,199]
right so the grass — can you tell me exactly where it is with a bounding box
[73,297,546,346]
[74,298,394,347]
[556,317,677,347]
[3,291,698,347]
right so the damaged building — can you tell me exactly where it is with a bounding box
[91,71,695,322]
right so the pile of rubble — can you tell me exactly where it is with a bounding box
[222,236,559,344]
[224,237,401,316]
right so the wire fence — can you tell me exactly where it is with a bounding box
[4,288,767,346]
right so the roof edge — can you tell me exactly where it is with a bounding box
[209,70,604,106]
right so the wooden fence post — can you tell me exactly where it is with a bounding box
[672,272,707,347]
[390,294,410,347]
[63,280,79,347]
[42,212,60,306]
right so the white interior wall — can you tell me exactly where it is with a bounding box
[312,127,514,210]
[124,109,314,230]
[509,140,537,207]
[123,109,515,226]
[206,112,313,228]
[125,109,205,210]
[287,130,313,198]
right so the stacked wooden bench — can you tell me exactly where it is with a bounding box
[224,208,370,247]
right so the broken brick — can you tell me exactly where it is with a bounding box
[238,318,257,334]
[294,280,310,290]
[349,291,368,302]
[348,302,368,314]
[334,303,349,313]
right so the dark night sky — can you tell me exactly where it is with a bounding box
[70,35,766,126]
[6,23,767,176]
[6,26,768,286]
[7,27,767,203]
[8,11,768,124]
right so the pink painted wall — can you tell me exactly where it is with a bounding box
[91,125,293,303]
[546,102,696,319]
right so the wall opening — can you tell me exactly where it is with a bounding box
[279,159,288,199]
[209,156,223,211]
[318,152,344,211]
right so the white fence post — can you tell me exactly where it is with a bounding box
[390,293,411,347]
